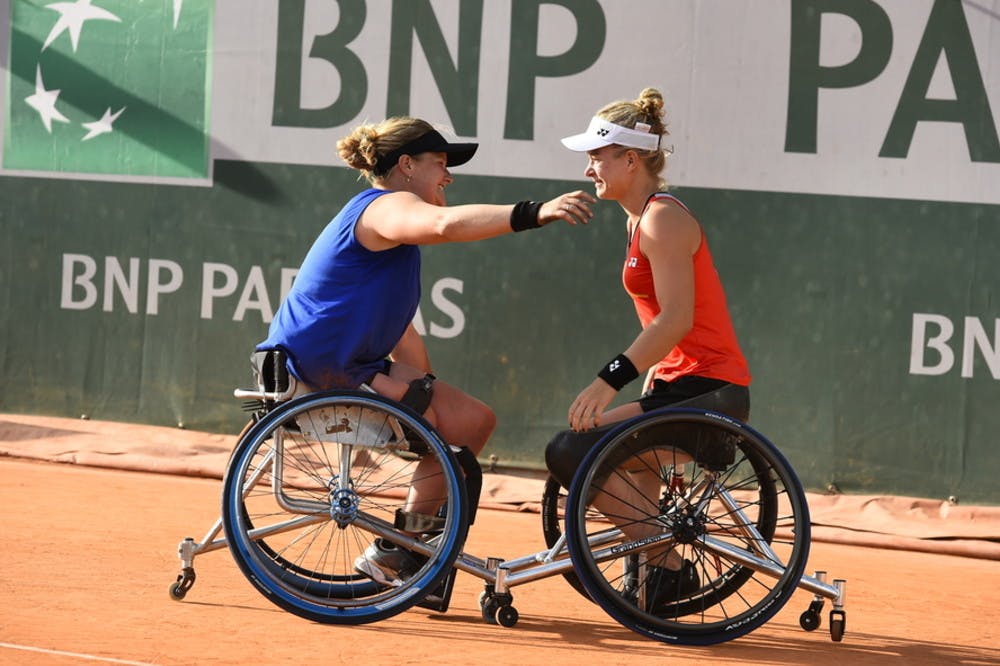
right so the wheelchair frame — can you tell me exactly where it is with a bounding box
[171,377,847,645]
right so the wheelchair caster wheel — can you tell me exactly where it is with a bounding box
[479,591,500,625]
[496,605,519,628]
[169,568,195,600]
[829,610,846,642]
[482,604,499,624]
[479,589,516,626]
[800,600,823,631]
[799,609,820,631]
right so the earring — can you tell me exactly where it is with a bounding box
[405,175,412,183]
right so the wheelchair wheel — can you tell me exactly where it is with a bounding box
[564,408,810,645]
[540,476,590,599]
[545,433,781,610]
[222,390,469,624]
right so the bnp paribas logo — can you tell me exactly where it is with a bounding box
[3,0,213,183]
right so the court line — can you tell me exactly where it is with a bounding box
[0,642,157,665]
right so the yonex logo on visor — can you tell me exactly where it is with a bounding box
[561,116,662,152]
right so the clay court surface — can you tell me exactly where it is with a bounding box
[1,415,998,666]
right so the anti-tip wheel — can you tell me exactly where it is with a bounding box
[799,609,821,632]
[169,581,188,600]
[496,605,519,628]
[479,592,500,625]
[800,600,824,631]
[829,610,846,642]
[169,570,195,600]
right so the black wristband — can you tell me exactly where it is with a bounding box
[510,200,543,232]
[597,353,639,391]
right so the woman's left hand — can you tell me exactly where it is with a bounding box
[568,377,617,431]
[539,190,596,227]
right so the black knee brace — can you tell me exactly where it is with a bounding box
[400,373,435,414]
[544,425,613,489]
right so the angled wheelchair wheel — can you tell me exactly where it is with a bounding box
[541,476,591,600]
[222,390,469,624]
[564,408,810,645]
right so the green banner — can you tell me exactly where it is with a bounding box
[1,160,999,503]
[4,0,211,179]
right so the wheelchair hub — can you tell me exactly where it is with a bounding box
[329,486,360,528]
[670,508,706,545]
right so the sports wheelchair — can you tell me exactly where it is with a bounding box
[170,352,847,645]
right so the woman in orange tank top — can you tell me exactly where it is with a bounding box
[545,89,751,610]
[556,88,751,433]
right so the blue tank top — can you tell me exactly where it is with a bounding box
[259,188,421,388]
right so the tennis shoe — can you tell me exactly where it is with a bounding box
[354,538,427,587]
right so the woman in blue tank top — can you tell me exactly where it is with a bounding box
[258,116,595,587]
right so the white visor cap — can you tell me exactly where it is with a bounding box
[561,116,661,152]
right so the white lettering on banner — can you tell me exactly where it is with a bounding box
[201,262,239,319]
[910,313,954,375]
[962,317,1000,378]
[429,277,465,339]
[59,254,466,338]
[412,277,465,339]
[103,257,141,314]
[61,254,182,313]
[147,259,184,315]
[61,254,98,310]
[910,313,1000,379]
[233,266,274,322]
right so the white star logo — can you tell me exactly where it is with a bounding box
[42,0,121,52]
[173,0,184,29]
[81,106,126,141]
[24,65,70,133]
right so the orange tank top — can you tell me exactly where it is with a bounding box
[622,193,751,386]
